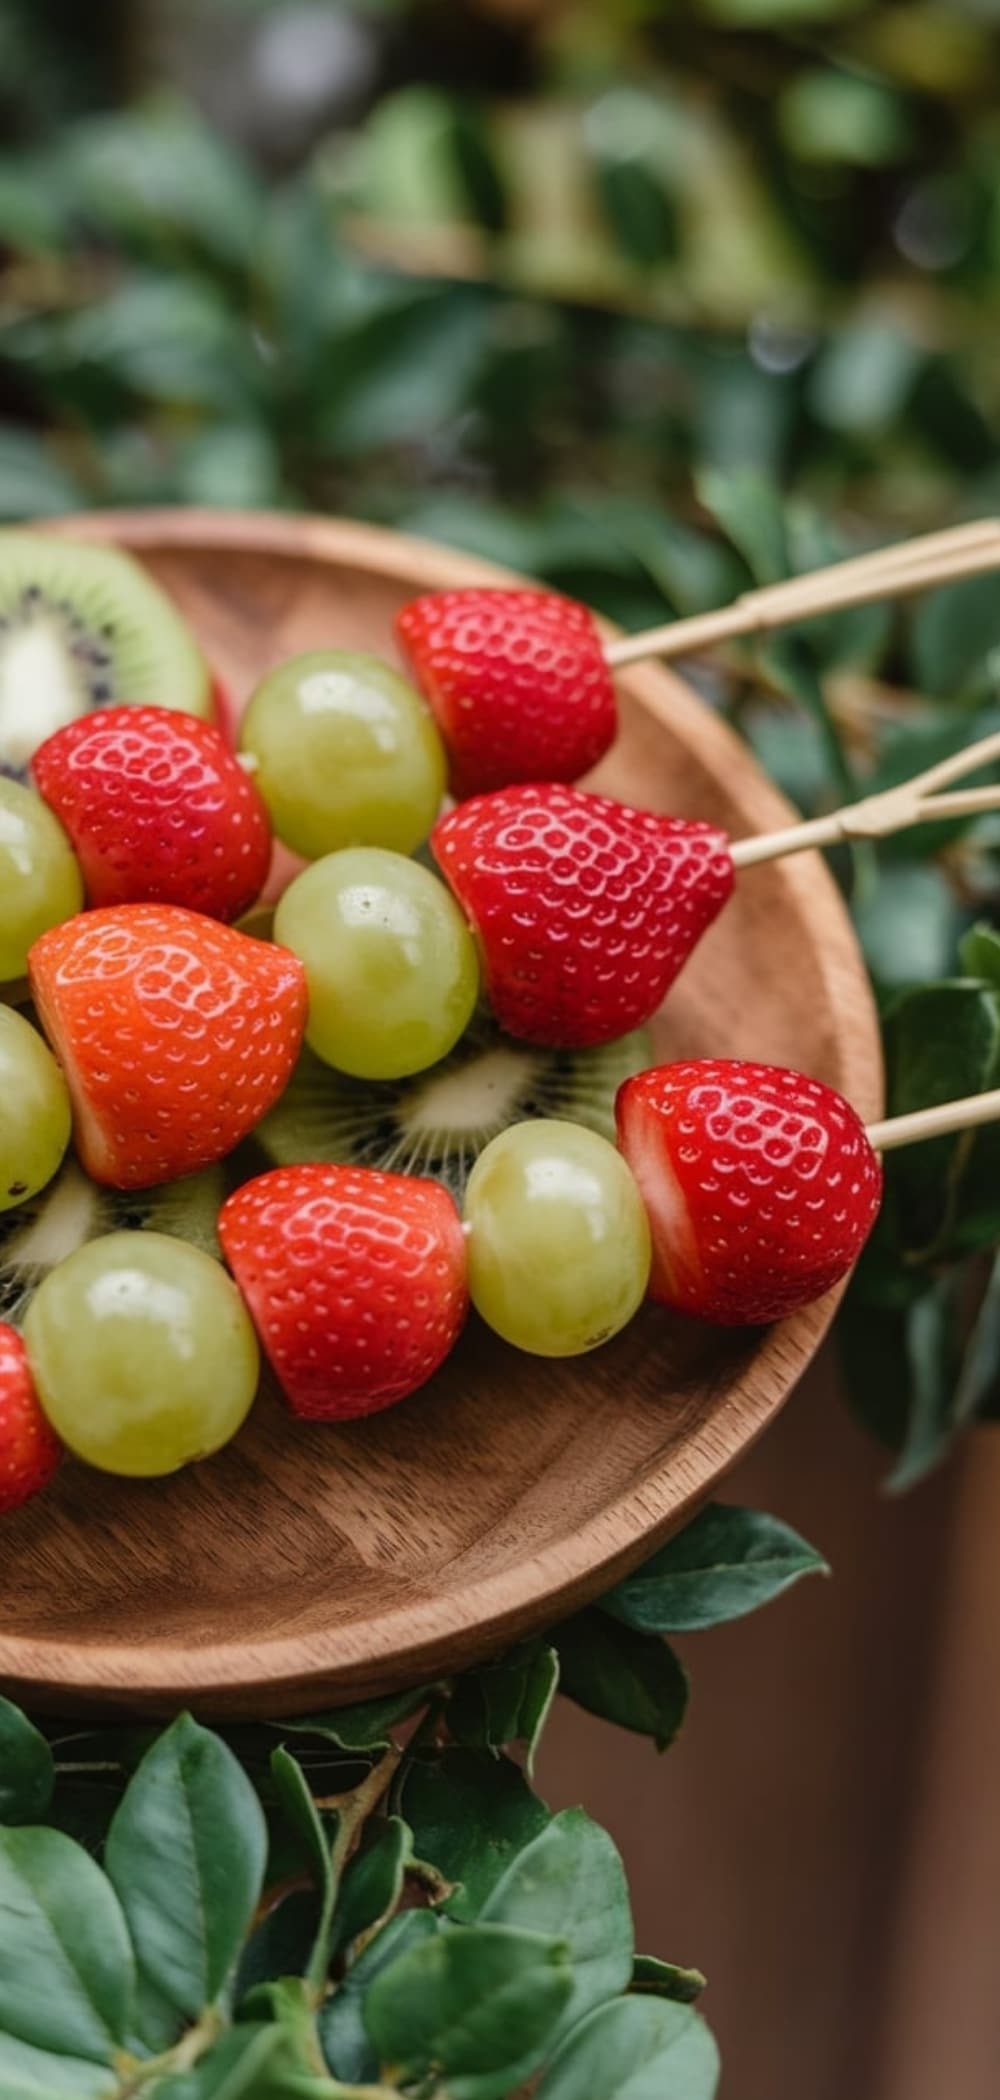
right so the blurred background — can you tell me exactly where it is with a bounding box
[5,4,1000,2095]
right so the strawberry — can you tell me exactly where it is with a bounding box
[33,705,272,923]
[0,1323,61,1514]
[431,783,733,1048]
[29,905,307,1190]
[395,587,616,796]
[616,1059,882,1325]
[219,1164,467,1421]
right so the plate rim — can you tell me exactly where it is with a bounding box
[3,506,883,1710]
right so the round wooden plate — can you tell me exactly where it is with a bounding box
[0,509,881,1719]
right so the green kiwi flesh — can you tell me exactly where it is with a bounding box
[0,532,212,777]
[0,1156,226,1329]
[248,1010,653,1202]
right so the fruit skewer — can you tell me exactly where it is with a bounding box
[431,725,1000,1050]
[398,519,1000,793]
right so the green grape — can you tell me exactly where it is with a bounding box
[463,1119,651,1356]
[0,1005,71,1213]
[240,651,446,860]
[0,776,83,980]
[24,1232,259,1477]
[274,847,479,1080]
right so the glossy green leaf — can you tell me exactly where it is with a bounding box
[536,1995,720,2100]
[399,1750,551,1920]
[268,1748,337,1988]
[631,1954,707,2002]
[0,2034,116,2097]
[104,1714,268,2052]
[448,1643,559,1776]
[0,427,83,521]
[554,1612,688,1750]
[0,1698,55,1824]
[600,1504,827,1631]
[236,1889,322,2001]
[0,1827,134,2063]
[363,1922,573,2100]
[853,866,963,994]
[332,1816,411,1955]
[880,982,1000,1256]
[156,2020,336,2100]
[482,1808,633,2044]
[319,1910,440,2085]
[280,1685,434,1753]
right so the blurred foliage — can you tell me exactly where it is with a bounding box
[3,0,1000,1478]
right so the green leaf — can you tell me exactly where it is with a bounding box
[599,1504,828,1631]
[911,572,1000,700]
[481,1809,633,2045]
[881,982,1000,1255]
[960,922,1000,989]
[536,1995,719,2100]
[0,1699,55,1824]
[448,1643,559,1776]
[104,1714,268,2052]
[0,1827,135,2063]
[853,866,962,994]
[0,2034,115,2098]
[888,1273,965,1492]
[631,1954,707,2002]
[553,1612,688,1749]
[280,1685,434,1753]
[695,466,789,583]
[363,1922,573,2100]
[0,426,84,521]
[236,1889,322,2001]
[332,1816,411,1955]
[268,1749,336,1987]
[319,1911,440,2085]
[399,1750,551,1921]
[156,2020,336,2100]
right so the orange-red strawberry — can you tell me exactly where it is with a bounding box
[0,1323,61,1514]
[616,1060,882,1325]
[395,587,616,796]
[33,705,271,922]
[431,783,733,1048]
[219,1163,467,1421]
[29,905,306,1190]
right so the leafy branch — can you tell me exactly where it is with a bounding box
[0,1503,824,2100]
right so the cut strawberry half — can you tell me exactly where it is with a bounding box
[616,1059,883,1325]
[29,904,307,1190]
[0,1323,61,1514]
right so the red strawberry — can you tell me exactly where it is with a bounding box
[0,1324,61,1514]
[395,588,616,796]
[29,905,306,1190]
[431,783,733,1048]
[219,1164,467,1421]
[616,1060,882,1325]
[33,705,272,922]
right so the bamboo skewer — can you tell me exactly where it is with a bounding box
[604,517,1000,669]
[729,726,1000,870]
[867,1090,1000,1154]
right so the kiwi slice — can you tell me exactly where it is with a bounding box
[0,1156,226,1330]
[249,1010,653,1202]
[0,532,212,777]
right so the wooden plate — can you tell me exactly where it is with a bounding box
[0,509,881,1718]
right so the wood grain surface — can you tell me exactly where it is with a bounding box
[0,509,882,1717]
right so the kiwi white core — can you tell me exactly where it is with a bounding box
[0,623,90,769]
